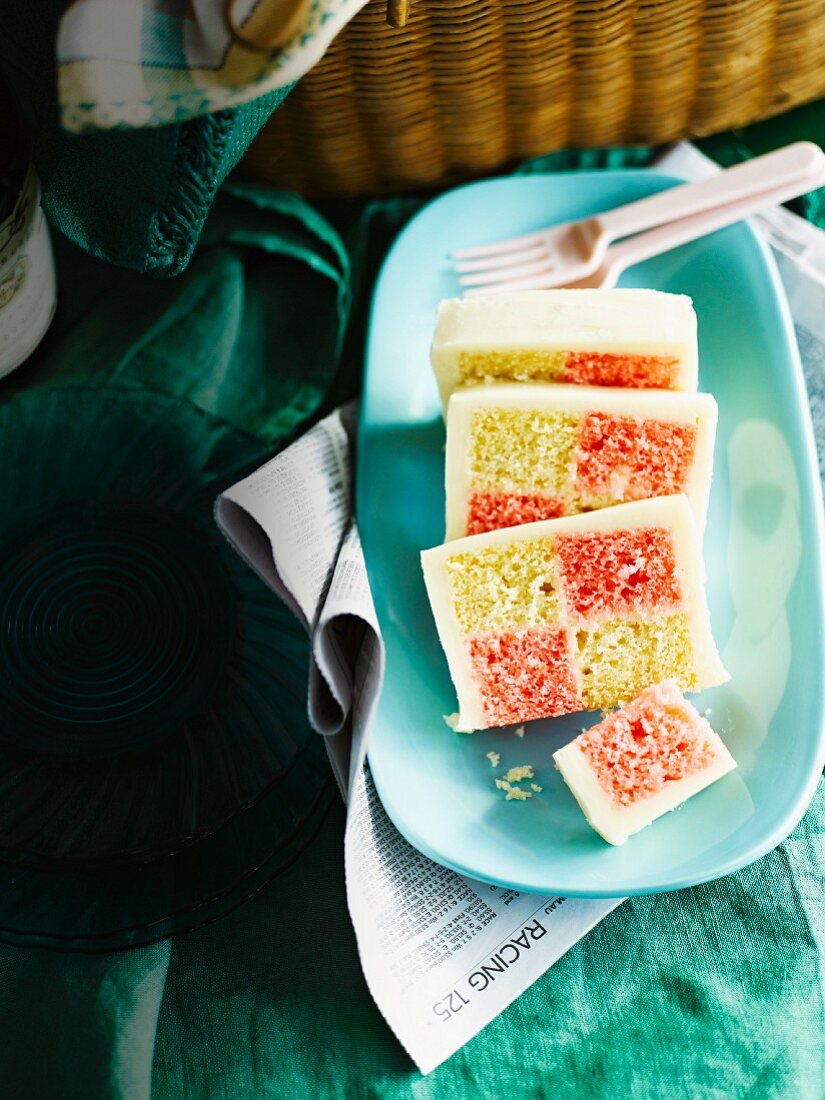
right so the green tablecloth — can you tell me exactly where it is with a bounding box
[0,790,822,1098]
[0,106,824,1097]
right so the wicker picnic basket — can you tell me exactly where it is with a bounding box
[241,0,825,197]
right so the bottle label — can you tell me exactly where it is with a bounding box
[0,164,57,378]
[0,258,27,309]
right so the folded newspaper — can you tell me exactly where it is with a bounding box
[216,143,825,1074]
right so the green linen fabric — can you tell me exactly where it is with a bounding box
[0,105,823,1097]
[133,781,825,1099]
[0,3,289,275]
[0,180,349,444]
[0,787,821,1099]
[0,944,171,1100]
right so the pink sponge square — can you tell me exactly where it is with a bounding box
[467,492,565,535]
[577,680,717,806]
[562,352,678,389]
[468,628,580,726]
[555,527,681,619]
[576,413,697,501]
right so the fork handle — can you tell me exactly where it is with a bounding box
[601,164,825,280]
[596,142,825,244]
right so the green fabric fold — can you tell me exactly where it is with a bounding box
[0,942,171,1100]
[1,182,349,445]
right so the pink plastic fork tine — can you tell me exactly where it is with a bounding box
[459,255,556,288]
[453,242,550,275]
[453,143,825,291]
[450,227,555,260]
[463,269,568,296]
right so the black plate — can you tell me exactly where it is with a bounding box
[0,387,332,947]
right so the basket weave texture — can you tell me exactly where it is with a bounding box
[242,0,825,197]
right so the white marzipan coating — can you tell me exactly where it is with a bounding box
[421,496,729,732]
[430,289,699,409]
[444,383,718,539]
[553,735,736,845]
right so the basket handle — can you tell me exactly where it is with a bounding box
[225,0,310,50]
[387,0,411,28]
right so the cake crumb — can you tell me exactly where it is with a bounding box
[495,779,532,801]
[504,764,535,783]
[486,751,501,767]
[445,713,475,733]
[514,725,525,738]
[530,783,543,793]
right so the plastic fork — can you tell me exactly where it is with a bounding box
[562,160,825,289]
[453,142,825,294]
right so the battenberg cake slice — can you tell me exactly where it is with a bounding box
[430,289,698,411]
[445,383,718,538]
[421,495,728,732]
[553,679,736,845]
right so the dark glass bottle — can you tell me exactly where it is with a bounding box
[0,76,56,377]
[0,80,27,223]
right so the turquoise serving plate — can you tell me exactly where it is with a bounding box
[357,170,825,897]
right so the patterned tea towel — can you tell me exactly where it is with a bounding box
[57,0,370,132]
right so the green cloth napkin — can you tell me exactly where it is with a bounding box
[0,106,823,1097]
[0,180,349,444]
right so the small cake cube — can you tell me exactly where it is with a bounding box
[430,289,698,410]
[553,680,736,844]
[445,383,717,538]
[421,495,728,731]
